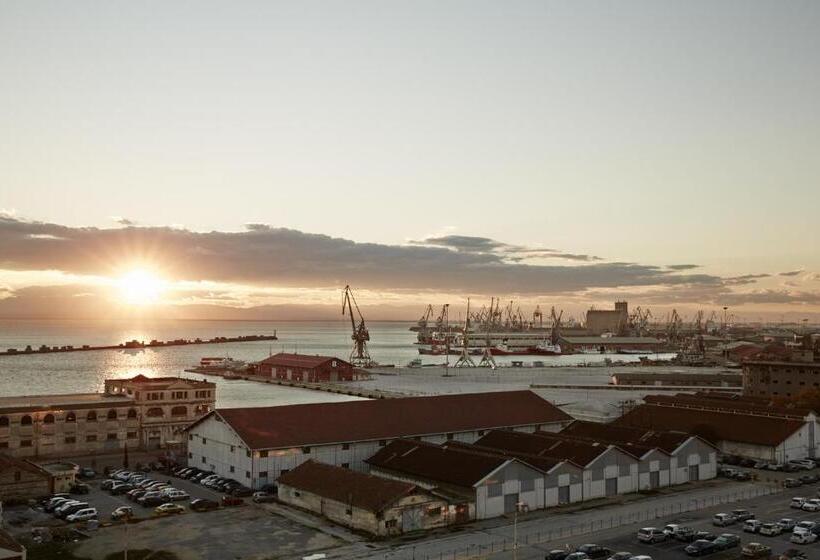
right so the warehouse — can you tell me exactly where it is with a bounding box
[614,402,810,463]
[186,390,572,489]
[558,336,663,354]
[277,460,452,535]
[475,430,640,499]
[560,420,718,486]
[366,439,546,520]
[253,353,359,382]
[0,454,52,502]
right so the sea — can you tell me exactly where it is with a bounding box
[0,319,666,407]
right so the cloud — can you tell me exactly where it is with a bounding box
[780,270,804,277]
[112,216,138,227]
[409,234,604,262]
[667,264,700,271]
[723,273,771,286]
[0,216,728,296]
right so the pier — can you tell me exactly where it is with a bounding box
[0,333,278,357]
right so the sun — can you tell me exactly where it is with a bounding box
[117,269,165,305]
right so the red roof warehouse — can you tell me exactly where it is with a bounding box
[254,353,358,382]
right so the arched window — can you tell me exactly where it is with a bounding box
[43,413,55,424]
[66,411,76,423]
[107,409,118,420]
[0,416,9,427]
[171,406,187,417]
[21,415,32,426]
[127,408,138,419]
[86,411,97,422]
[146,407,164,418]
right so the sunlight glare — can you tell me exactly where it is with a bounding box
[117,269,165,305]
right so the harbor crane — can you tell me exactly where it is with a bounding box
[454,299,476,368]
[342,285,374,367]
[533,305,543,329]
[550,307,564,344]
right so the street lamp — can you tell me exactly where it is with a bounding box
[513,501,525,560]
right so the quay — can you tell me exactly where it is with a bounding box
[530,383,742,392]
[0,332,278,357]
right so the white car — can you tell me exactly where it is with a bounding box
[802,498,820,511]
[743,519,762,533]
[712,513,735,526]
[66,507,97,522]
[759,522,782,536]
[793,520,816,533]
[790,497,807,508]
[791,530,817,544]
[637,527,666,543]
[165,490,189,501]
[663,524,681,535]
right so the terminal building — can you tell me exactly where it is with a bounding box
[0,375,215,459]
[185,390,573,489]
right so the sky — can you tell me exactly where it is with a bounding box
[0,1,819,322]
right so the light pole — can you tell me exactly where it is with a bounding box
[513,501,524,560]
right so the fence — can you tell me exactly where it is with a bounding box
[376,484,782,560]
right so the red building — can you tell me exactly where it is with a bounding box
[255,353,357,382]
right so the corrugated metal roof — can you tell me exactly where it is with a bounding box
[257,353,345,368]
[202,390,571,450]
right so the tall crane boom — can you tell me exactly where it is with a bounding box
[342,285,374,367]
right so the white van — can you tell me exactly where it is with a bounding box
[637,527,666,543]
[712,513,735,527]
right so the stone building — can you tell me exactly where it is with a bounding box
[0,375,215,459]
[0,454,52,502]
[585,301,629,335]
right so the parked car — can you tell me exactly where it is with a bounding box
[222,495,244,507]
[801,498,820,511]
[230,486,254,497]
[693,531,717,541]
[713,534,740,550]
[767,463,785,471]
[793,520,816,533]
[45,497,71,513]
[637,528,666,543]
[741,543,772,558]
[790,530,817,544]
[733,509,754,522]
[70,483,90,495]
[790,459,816,470]
[54,501,83,518]
[799,473,819,484]
[154,503,185,516]
[544,551,569,560]
[753,461,770,469]
[78,467,96,479]
[784,478,803,488]
[733,471,752,481]
[760,522,783,536]
[778,518,797,531]
[684,539,718,556]
[743,520,762,533]
[605,553,633,560]
[712,513,736,527]
[165,490,190,501]
[190,498,219,512]
[111,506,133,521]
[100,479,117,491]
[672,527,697,542]
[790,497,806,509]
[575,545,611,559]
[564,554,589,560]
[252,492,276,503]
[66,507,97,522]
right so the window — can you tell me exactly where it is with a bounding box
[86,411,97,422]
[487,484,502,498]
[0,416,8,427]
[259,471,268,478]
[246,450,251,457]
[189,435,193,441]
[20,440,32,447]
[107,409,118,420]
[195,390,210,399]
[301,447,310,454]
[341,463,350,469]
[172,391,188,399]
[202,437,207,445]
[245,471,250,479]
[385,519,397,529]
[521,477,535,492]
[146,407,164,417]
[201,457,206,464]
[478,430,486,437]
[21,415,32,426]
[230,466,235,473]
[127,408,138,419]
[43,413,55,424]
[107,433,118,441]
[171,406,187,417]
[65,436,76,444]
[342,443,350,450]
[427,506,442,517]
[259,450,268,458]
[188,452,192,459]
[230,445,235,453]
[86,435,97,442]
[294,490,301,497]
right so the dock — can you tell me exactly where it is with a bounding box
[530,383,742,392]
[0,333,278,357]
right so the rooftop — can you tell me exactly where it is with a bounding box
[475,429,616,466]
[198,390,571,450]
[0,392,134,413]
[366,439,508,488]
[614,403,806,447]
[257,353,349,368]
[0,454,50,478]
[643,393,815,418]
[560,420,694,454]
[277,460,418,513]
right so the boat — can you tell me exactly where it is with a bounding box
[527,340,562,356]
[407,358,423,368]
[192,357,247,373]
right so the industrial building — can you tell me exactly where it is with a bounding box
[614,394,816,462]
[0,375,215,458]
[585,301,629,335]
[0,454,53,502]
[609,371,742,388]
[253,353,360,382]
[742,340,820,398]
[185,390,572,489]
[277,460,452,535]
[366,439,548,519]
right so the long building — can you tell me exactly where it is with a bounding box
[0,375,215,458]
[185,390,573,489]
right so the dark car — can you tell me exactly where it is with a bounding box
[779,549,808,560]
[575,544,611,559]
[732,509,755,522]
[685,540,718,557]
[733,471,752,481]
[784,478,802,488]
[111,484,134,495]
[259,484,278,494]
[70,483,90,494]
[713,534,741,550]
[693,531,717,541]
[141,496,169,507]
[674,527,697,542]
[190,498,220,512]
[738,458,756,468]
[544,552,568,560]
[231,486,254,497]
[799,473,819,484]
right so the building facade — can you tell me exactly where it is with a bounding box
[0,375,215,459]
[0,455,52,502]
[585,301,629,335]
[743,359,820,398]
